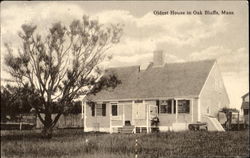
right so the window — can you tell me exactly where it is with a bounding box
[178,100,190,113]
[160,100,172,114]
[244,109,249,115]
[96,104,102,116]
[112,104,118,116]
[91,103,106,117]
[95,103,107,116]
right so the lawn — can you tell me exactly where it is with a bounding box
[1,129,249,158]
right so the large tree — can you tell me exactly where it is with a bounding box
[4,15,123,138]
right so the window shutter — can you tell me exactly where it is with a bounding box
[91,104,95,116]
[156,100,160,114]
[174,100,176,114]
[168,104,172,114]
[102,104,106,116]
[187,100,190,113]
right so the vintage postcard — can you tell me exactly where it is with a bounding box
[1,1,249,158]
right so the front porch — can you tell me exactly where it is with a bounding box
[107,98,196,133]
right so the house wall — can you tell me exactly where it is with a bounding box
[200,63,230,118]
[85,102,110,132]
[192,99,199,122]
[85,98,200,132]
[158,99,198,130]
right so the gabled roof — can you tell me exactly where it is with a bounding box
[87,59,216,101]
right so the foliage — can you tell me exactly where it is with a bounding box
[1,129,249,157]
[64,101,82,114]
[1,84,41,122]
[3,15,123,137]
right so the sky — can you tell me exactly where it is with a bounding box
[1,1,249,110]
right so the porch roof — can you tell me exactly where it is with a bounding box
[87,59,215,101]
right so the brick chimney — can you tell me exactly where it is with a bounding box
[153,50,165,67]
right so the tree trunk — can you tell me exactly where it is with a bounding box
[42,125,53,139]
[41,113,53,139]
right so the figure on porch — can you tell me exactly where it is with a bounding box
[151,116,160,133]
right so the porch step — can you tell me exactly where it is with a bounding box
[118,126,135,134]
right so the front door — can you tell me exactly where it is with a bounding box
[124,103,132,125]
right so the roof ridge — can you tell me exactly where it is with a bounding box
[107,65,140,69]
[164,59,216,65]
[107,59,216,70]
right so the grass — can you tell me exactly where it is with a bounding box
[1,129,249,158]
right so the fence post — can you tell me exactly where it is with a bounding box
[19,122,22,130]
[237,112,240,130]
[135,139,138,158]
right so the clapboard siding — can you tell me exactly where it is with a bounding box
[200,63,230,118]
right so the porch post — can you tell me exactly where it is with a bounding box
[83,101,87,131]
[123,104,125,126]
[145,101,149,133]
[110,103,112,133]
[132,100,135,126]
[176,99,178,123]
[81,101,84,119]
[198,98,201,121]
[171,99,174,114]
